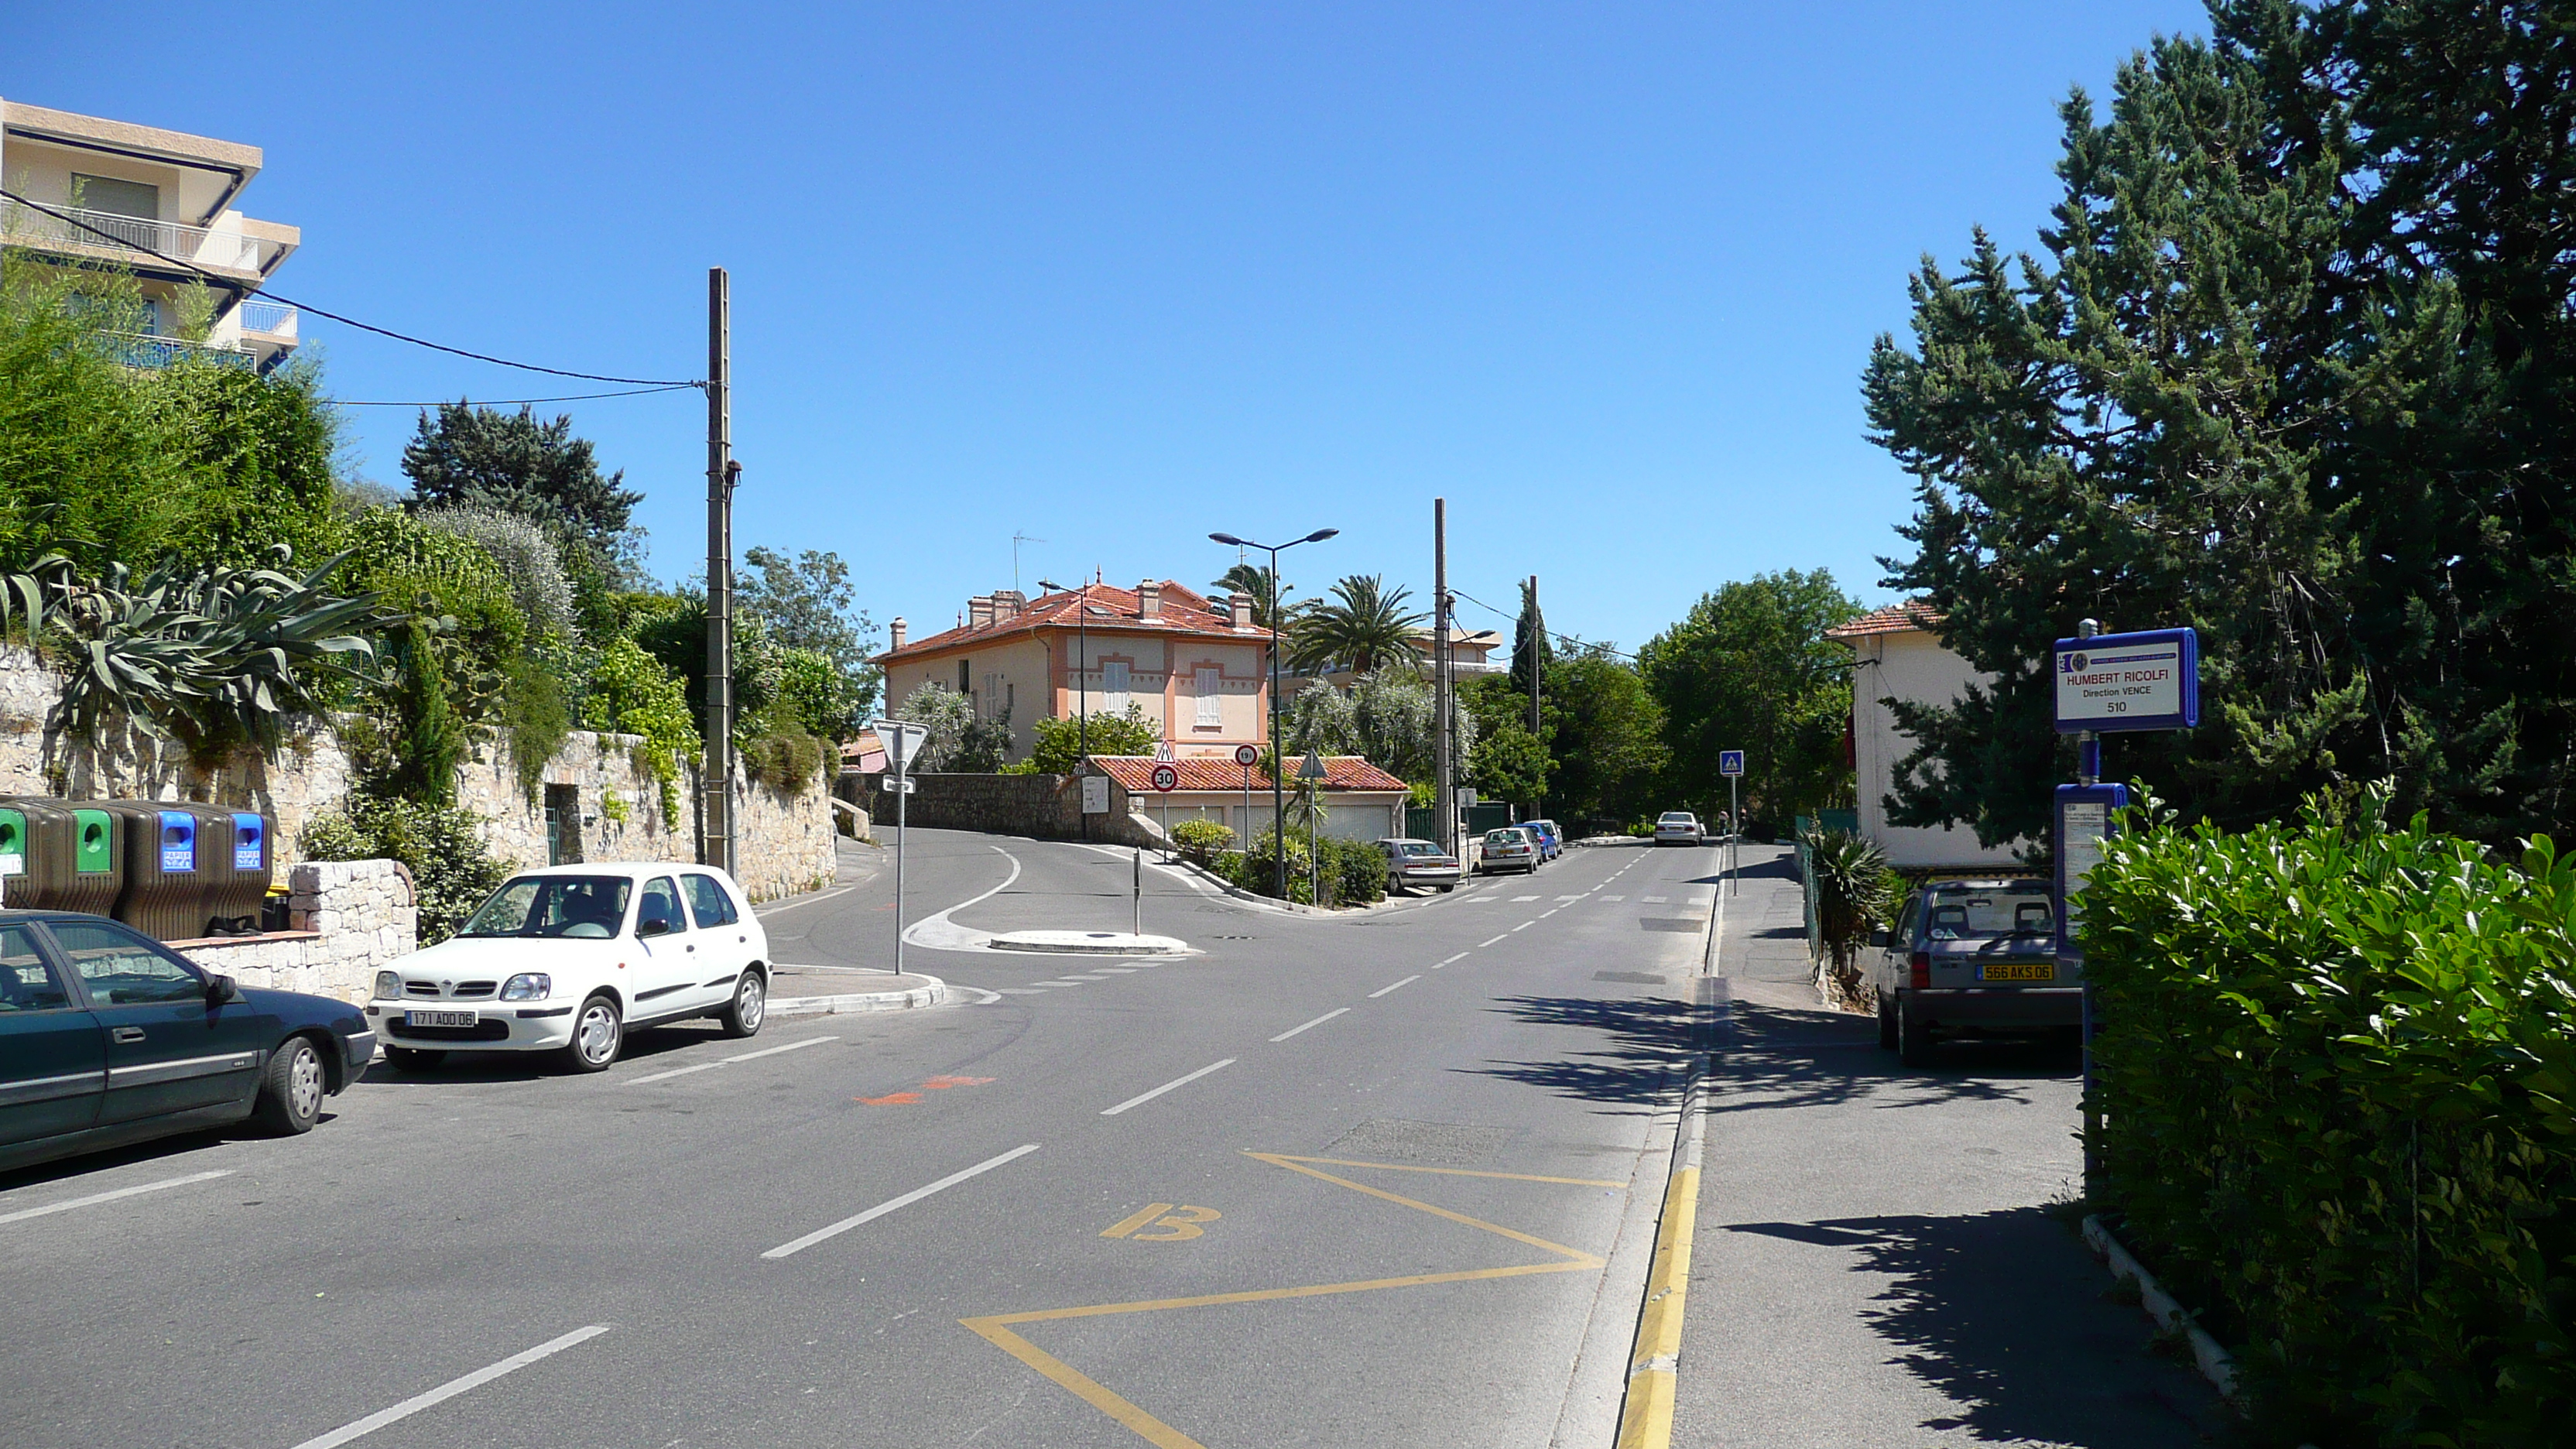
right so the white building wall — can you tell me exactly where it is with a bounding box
[1847,629,2027,870]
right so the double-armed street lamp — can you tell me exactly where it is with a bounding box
[1208,528,1338,899]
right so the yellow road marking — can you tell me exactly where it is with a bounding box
[1614,1162,1700,1449]
[1101,1203,1175,1239]
[959,1152,1616,1448]
[1132,1205,1220,1241]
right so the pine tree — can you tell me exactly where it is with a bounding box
[1509,577,1550,701]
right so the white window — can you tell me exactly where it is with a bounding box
[1195,666,1221,727]
[1104,661,1130,711]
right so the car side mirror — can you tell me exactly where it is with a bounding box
[636,916,675,939]
[204,971,241,1005]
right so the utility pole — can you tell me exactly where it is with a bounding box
[1528,574,1543,820]
[1433,498,1453,857]
[702,266,736,874]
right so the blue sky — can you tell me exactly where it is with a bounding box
[15,1,2207,654]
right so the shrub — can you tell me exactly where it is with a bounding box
[301,795,513,944]
[1170,818,1235,865]
[1803,827,1892,1009]
[1324,837,1389,906]
[413,506,580,646]
[585,637,697,827]
[2084,792,2576,1446]
[1028,705,1159,773]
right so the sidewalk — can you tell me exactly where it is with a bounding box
[1667,848,2227,1447]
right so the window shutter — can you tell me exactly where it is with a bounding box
[1195,666,1221,726]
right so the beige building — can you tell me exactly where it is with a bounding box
[0,99,301,369]
[1828,601,2026,870]
[876,580,1273,762]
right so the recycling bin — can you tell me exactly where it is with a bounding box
[107,803,209,941]
[0,800,121,916]
[199,810,275,935]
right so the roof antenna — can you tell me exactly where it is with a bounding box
[1012,531,1046,595]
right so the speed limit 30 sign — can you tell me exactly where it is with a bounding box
[1149,763,1180,793]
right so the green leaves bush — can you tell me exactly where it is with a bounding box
[2084,800,2576,1447]
[301,796,512,944]
[1170,818,1235,864]
[584,638,697,827]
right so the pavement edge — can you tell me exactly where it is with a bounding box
[769,973,950,1016]
[2081,1213,2242,1403]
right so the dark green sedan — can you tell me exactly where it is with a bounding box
[0,910,375,1174]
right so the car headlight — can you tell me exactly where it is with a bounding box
[374,970,403,1000]
[499,973,552,1002]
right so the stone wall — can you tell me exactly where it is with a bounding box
[0,647,837,904]
[860,771,1169,849]
[176,859,416,1005]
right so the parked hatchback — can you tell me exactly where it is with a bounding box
[1372,838,1462,894]
[1,911,375,1173]
[1870,878,2071,1065]
[1523,820,1564,862]
[367,864,769,1074]
[1477,827,1540,875]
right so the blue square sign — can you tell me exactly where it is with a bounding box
[1718,750,1745,776]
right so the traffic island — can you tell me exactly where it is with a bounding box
[988,929,1192,956]
[766,967,950,1016]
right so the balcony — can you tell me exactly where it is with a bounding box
[237,299,297,338]
[104,333,255,371]
[0,201,286,278]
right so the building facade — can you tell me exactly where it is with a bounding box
[875,581,1273,761]
[0,99,301,370]
[1827,602,2026,871]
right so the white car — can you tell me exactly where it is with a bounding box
[1654,811,1706,846]
[364,864,771,1073]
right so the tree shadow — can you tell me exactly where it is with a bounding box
[1465,993,1699,1114]
[1723,1208,2232,1445]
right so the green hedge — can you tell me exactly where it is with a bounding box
[1211,834,1386,907]
[2083,805,2576,1446]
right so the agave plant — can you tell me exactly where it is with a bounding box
[1806,827,1894,1010]
[50,546,385,751]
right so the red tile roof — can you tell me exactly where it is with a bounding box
[1090,755,1410,793]
[1825,601,1943,641]
[877,581,1259,663]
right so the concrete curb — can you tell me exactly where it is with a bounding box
[2081,1214,2240,1403]
[768,973,950,1016]
[989,930,1191,956]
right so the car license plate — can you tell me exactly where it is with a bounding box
[406,1009,478,1028]
[1979,962,2055,982]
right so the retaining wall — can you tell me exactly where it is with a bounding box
[175,859,416,1005]
[866,772,1167,848]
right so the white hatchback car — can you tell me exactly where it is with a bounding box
[1654,811,1706,846]
[364,864,771,1073]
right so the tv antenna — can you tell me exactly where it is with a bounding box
[1012,531,1047,594]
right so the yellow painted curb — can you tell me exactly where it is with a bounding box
[1615,1162,1700,1449]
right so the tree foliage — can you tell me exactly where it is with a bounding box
[1640,569,1859,827]
[1868,2,2576,847]
[1208,561,1285,630]
[1026,703,1158,773]
[1289,574,1424,675]
[1509,576,1550,701]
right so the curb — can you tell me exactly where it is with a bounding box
[2081,1214,2239,1403]
[1614,1058,1708,1449]
[988,933,1190,957]
[768,974,949,1016]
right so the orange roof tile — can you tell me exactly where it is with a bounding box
[1089,755,1410,793]
[876,581,1260,664]
[1825,601,1943,641]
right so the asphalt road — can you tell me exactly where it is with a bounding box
[1,831,1722,1449]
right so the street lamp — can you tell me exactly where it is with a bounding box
[1038,577,1092,840]
[1208,528,1338,899]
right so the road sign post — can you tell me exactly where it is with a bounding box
[1235,744,1259,849]
[1296,750,1327,904]
[871,718,930,978]
[1149,761,1180,859]
[1718,749,1745,895]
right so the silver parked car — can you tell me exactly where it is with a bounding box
[1653,811,1704,846]
[1870,878,2074,1066]
[1372,838,1463,893]
[1477,827,1540,875]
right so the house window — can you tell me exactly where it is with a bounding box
[1104,661,1129,711]
[74,173,159,219]
[1195,666,1221,727]
[958,659,971,694]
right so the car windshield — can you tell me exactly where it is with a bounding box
[458,875,635,939]
[1921,892,2054,941]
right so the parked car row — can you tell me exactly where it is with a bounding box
[1,863,770,1174]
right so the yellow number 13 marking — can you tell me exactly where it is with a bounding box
[1101,1203,1221,1242]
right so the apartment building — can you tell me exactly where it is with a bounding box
[0,99,301,369]
[876,580,1273,761]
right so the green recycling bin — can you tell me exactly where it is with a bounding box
[0,800,121,916]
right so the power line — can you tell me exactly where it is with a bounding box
[1451,585,1637,662]
[1,187,704,388]
[331,385,699,407]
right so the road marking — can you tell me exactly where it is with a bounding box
[762,1144,1042,1259]
[1034,979,1088,986]
[757,886,853,916]
[1101,1059,1235,1116]
[1063,973,1115,981]
[286,1324,612,1449]
[1368,975,1420,998]
[1602,895,1626,902]
[1101,1202,1176,1238]
[1615,1155,1702,1449]
[995,987,1046,995]
[1540,909,1559,918]
[0,1170,232,1226]
[1094,967,1141,973]
[1131,1204,1219,1241]
[1436,952,1468,968]
[1513,920,1536,931]
[1478,933,1509,948]
[624,1034,837,1085]
[1640,895,1670,903]
[1270,1008,1349,1042]
[1512,894,1541,902]
[1557,895,1588,901]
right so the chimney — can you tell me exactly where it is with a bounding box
[889,617,907,651]
[1228,592,1253,629]
[1138,580,1162,619]
[968,595,994,629]
[992,589,1025,620]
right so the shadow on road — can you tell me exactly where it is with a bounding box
[1725,1208,2231,1445]
[1466,994,1697,1113]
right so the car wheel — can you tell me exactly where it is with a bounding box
[563,993,624,1073]
[383,1046,445,1071]
[252,1036,327,1135]
[1897,992,1934,1067]
[718,970,766,1039]
[1877,992,1899,1051]
[1437,883,1455,893]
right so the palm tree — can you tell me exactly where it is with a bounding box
[1289,574,1426,676]
[1208,561,1288,630]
